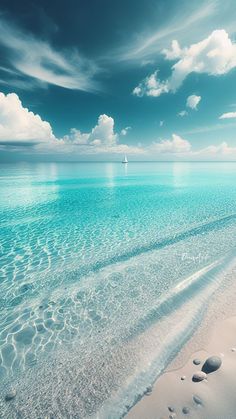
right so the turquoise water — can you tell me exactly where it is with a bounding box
[1,162,236,418]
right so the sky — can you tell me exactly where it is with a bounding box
[1,0,236,161]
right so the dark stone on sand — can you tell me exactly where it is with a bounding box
[181,375,186,381]
[182,406,190,414]
[193,358,201,365]
[202,356,222,374]
[5,390,16,401]
[192,371,207,382]
[193,394,203,406]
[144,386,152,396]
[168,406,175,412]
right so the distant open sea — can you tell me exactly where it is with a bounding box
[1,161,236,418]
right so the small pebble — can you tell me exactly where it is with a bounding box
[231,348,236,352]
[169,414,176,419]
[181,375,186,381]
[193,358,201,365]
[168,406,175,412]
[182,406,190,414]
[202,356,222,374]
[144,386,152,396]
[5,390,16,401]
[192,371,207,382]
[193,394,203,406]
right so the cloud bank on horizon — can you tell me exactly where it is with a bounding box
[0,0,236,161]
[1,91,236,160]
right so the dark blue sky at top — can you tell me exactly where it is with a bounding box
[0,0,236,161]
[0,0,180,135]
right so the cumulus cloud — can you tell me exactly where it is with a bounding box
[186,95,201,110]
[162,40,182,60]
[2,91,236,160]
[63,114,118,147]
[62,116,143,155]
[0,92,56,145]
[163,29,236,91]
[150,134,191,153]
[0,19,98,91]
[133,71,169,97]
[133,29,236,97]
[0,92,142,155]
[219,112,236,119]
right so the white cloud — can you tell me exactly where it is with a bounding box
[2,90,236,160]
[148,135,236,159]
[0,19,97,91]
[132,86,142,96]
[63,114,118,147]
[219,112,236,119]
[178,110,188,117]
[150,134,191,153]
[133,29,236,97]
[162,40,182,60]
[0,92,142,155]
[0,92,56,145]
[120,126,131,136]
[62,116,143,155]
[195,141,236,156]
[88,114,118,146]
[186,95,201,110]
[133,71,169,97]
[177,95,201,118]
[163,29,236,92]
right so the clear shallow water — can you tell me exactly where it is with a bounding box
[1,162,236,418]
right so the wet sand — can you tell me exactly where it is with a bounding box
[127,316,236,418]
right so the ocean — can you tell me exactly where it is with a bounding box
[1,161,236,418]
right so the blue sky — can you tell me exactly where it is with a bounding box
[0,0,236,161]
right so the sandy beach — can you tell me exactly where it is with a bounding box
[127,316,236,419]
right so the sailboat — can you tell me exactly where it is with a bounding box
[122,155,128,164]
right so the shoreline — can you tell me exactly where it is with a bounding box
[2,258,236,418]
[127,315,236,419]
[126,258,236,419]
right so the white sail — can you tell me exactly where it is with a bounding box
[122,155,128,163]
